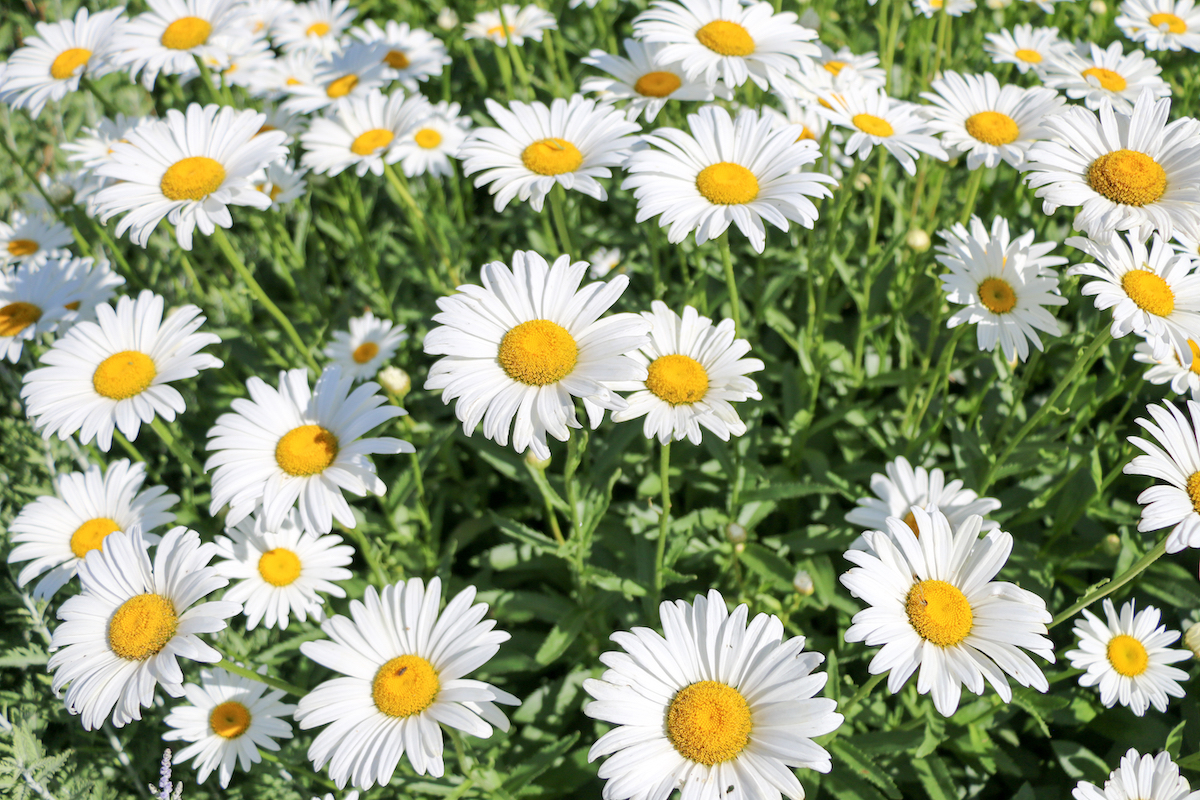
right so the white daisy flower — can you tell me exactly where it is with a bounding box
[0,211,73,266]
[984,24,1072,74]
[164,666,296,788]
[60,255,127,327]
[623,104,835,253]
[22,290,222,451]
[47,527,241,730]
[920,71,1065,170]
[1075,750,1200,800]
[1117,0,1200,51]
[0,259,85,363]
[1065,598,1190,715]
[62,114,142,174]
[813,43,887,88]
[1041,41,1170,114]
[205,365,411,536]
[280,42,390,115]
[207,36,277,90]
[588,246,623,278]
[423,251,650,461]
[583,589,843,800]
[632,0,819,91]
[323,310,408,382]
[777,55,883,107]
[459,95,641,213]
[841,508,1055,717]
[294,577,520,789]
[763,94,854,178]
[1134,338,1200,399]
[1023,92,1200,241]
[214,511,353,630]
[938,214,1069,279]
[244,48,321,98]
[392,100,471,179]
[250,160,308,210]
[299,89,431,178]
[1124,399,1200,551]
[113,0,253,89]
[463,4,557,46]
[581,39,726,123]
[912,0,977,16]
[273,0,356,56]
[0,6,126,119]
[92,104,288,250]
[7,459,175,601]
[609,302,763,445]
[20,170,103,218]
[818,86,949,175]
[245,0,294,38]
[845,455,1001,536]
[349,19,450,90]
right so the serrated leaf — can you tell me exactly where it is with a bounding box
[535,607,588,666]
[739,543,794,591]
[831,739,901,799]
[913,754,957,800]
[740,483,838,503]
[490,512,560,556]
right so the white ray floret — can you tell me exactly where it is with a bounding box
[818,86,948,176]
[349,19,450,90]
[1116,0,1200,52]
[1041,40,1170,114]
[280,41,390,115]
[1124,399,1200,552]
[112,0,253,89]
[323,310,408,383]
[845,455,1001,537]
[0,211,73,266]
[301,89,431,178]
[392,100,471,178]
[984,24,1072,75]
[1074,750,1200,800]
[0,258,87,363]
[463,4,557,46]
[581,39,727,123]
[273,0,356,56]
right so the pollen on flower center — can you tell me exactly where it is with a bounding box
[93,350,157,400]
[275,424,339,477]
[646,354,709,405]
[1014,48,1043,63]
[1186,471,1200,514]
[902,509,920,535]
[824,60,848,75]
[415,128,443,149]
[666,681,752,766]
[905,579,973,647]
[1106,633,1150,676]
[964,111,1020,146]
[160,16,213,50]
[210,701,253,739]
[498,319,578,386]
[1081,66,1128,92]
[351,128,395,156]
[0,301,43,336]
[108,593,178,660]
[695,20,756,57]
[486,24,515,38]
[258,548,302,586]
[1121,268,1175,317]
[160,156,227,201]
[306,21,331,37]
[384,49,410,69]
[634,71,682,97]
[978,277,1017,314]
[853,112,894,138]
[353,341,380,363]
[326,73,359,98]
[1185,341,1200,376]
[1087,149,1167,207]
[372,654,440,717]
[7,239,40,257]
[70,517,121,559]
[1148,12,1187,32]
[695,162,759,205]
[521,138,584,176]
[50,48,92,80]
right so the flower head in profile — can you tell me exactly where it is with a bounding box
[0,211,73,266]
[463,4,557,46]
[818,86,948,175]
[983,24,1071,74]
[0,258,87,363]
[1125,399,1200,552]
[1074,750,1200,800]
[845,455,1001,537]
[1116,0,1200,51]
[273,0,356,56]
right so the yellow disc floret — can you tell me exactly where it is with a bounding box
[521,138,584,176]
[695,20,756,57]
[350,128,395,156]
[353,341,380,363]
[1014,48,1043,63]
[50,48,92,80]
[905,579,974,647]
[1186,470,1200,514]
[415,128,443,149]
[70,518,121,559]
[108,593,178,660]
[326,73,359,98]
[695,162,759,205]
[498,319,579,386]
[853,113,894,137]
[210,700,253,739]
[372,654,440,717]
[646,354,710,405]
[93,351,157,400]
[7,239,40,257]
[666,681,752,766]
[161,16,213,50]
[1081,66,1128,92]
[1121,269,1175,317]
[824,60,848,75]
[978,277,1017,314]
[258,548,303,586]
[1148,12,1187,32]
[902,509,920,536]
[1106,633,1150,676]
[634,71,682,97]
[161,156,227,201]
[384,49,410,69]
[306,21,331,37]
[964,111,1020,146]
[275,425,339,477]
[0,301,42,337]
[1087,149,1167,207]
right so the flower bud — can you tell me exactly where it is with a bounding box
[1089,0,1106,13]
[1185,622,1200,660]
[793,570,814,595]
[377,366,411,397]
[437,7,459,28]
[905,229,931,252]
[725,522,747,544]
[525,450,551,470]
[853,171,872,191]
[1101,533,1122,557]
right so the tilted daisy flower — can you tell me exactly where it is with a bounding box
[274,0,356,56]
[424,251,650,461]
[323,310,408,382]
[281,42,390,115]
[1065,598,1190,715]
[164,666,296,788]
[59,255,127,327]
[920,71,1065,170]
[1173,223,1200,262]
[1134,337,1200,399]
[294,577,520,789]
[780,56,883,106]
[1117,0,1200,52]
[984,24,1071,75]
[22,290,223,451]
[93,104,289,250]
[841,509,1055,717]
[1041,41,1170,114]
[392,100,471,179]
[0,211,73,266]
[1024,92,1200,241]
[205,365,411,535]
[299,89,431,178]
[609,302,763,445]
[7,459,175,600]
[113,0,253,89]
[1075,750,1200,800]
[0,259,86,363]
[459,95,641,213]
[244,0,294,38]
[588,246,623,279]
[584,589,843,800]
[463,4,557,46]
[250,160,308,211]
[581,39,726,123]
[1125,399,1200,551]
[845,455,1001,537]
[245,48,321,98]
[214,510,353,630]
[0,6,126,119]
[632,0,819,91]
[206,36,277,90]
[62,113,142,174]
[938,214,1069,279]
[623,105,835,253]
[1067,232,1200,362]
[47,527,241,730]
[349,20,450,90]
[818,86,948,176]
[763,94,853,178]
[813,43,887,89]
[912,0,977,16]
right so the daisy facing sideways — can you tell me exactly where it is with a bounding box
[323,309,408,382]
[273,0,356,56]
[1125,399,1200,552]
[1074,750,1200,800]
[983,24,1071,75]
[299,89,432,178]
[1116,0,1200,53]
[581,39,727,123]
[463,4,557,46]
[0,211,73,266]
[844,455,1001,536]
[1040,40,1170,114]
[1133,337,1200,399]
[818,86,948,176]
[0,258,87,363]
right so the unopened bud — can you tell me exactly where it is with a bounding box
[437,7,459,28]
[1089,0,1106,13]
[906,229,931,252]
[725,522,747,544]
[1101,533,1121,557]
[853,171,872,191]
[985,0,1012,8]
[1185,622,1200,660]
[793,570,814,595]
[525,450,551,470]
[377,366,411,397]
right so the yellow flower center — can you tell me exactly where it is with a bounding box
[1148,11,1187,32]
[257,547,302,586]
[1187,470,1200,513]
[275,424,339,477]
[50,48,92,80]
[160,156,226,201]
[498,319,578,386]
[797,125,817,142]
[352,341,380,363]
[286,77,302,86]
[384,49,410,69]
[521,138,584,176]
[486,24,516,38]
[634,71,682,97]
[210,701,252,739]
[257,124,277,135]
[65,301,82,311]
[978,277,1017,314]
[93,351,157,400]
[306,21,331,37]
[695,20,756,57]
[415,128,443,149]
[108,593,178,660]
[70,517,121,559]
[1106,633,1150,676]
[326,73,359,98]
[1081,66,1128,92]
[1014,48,1043,63]
[964,111,1019,146]
[350,128,395,156]
[695,162,759,205]
[853,113,894,137]
[1121,268,1175,316]
[7,239,40,257]
[902,509,920,535]
[646,354,709,405]
[824,59,848,75]
[665,681,752,766]
[0,301,42,337]
[905,579,973,647]
[1087,149,1167,207]
[372,654,440,717]
[160,16,213,50]
[1183,341,1200,375]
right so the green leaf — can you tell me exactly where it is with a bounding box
[739,542,794,591]
[534,606,588,666]
[912,754,957,800]
[588,566,646,598]
[739,482,838,503]
[501,733,581,795]
[1168,719,1188,759]
[490,512,560,556]
[831,738,901,799]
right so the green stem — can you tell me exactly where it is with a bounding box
[867,147,888,251]
[498,5,534,98]
[80,76,120,118]
[343,522,390,587]
[959,167,984,226]
[882,0,903,94]
[841,672,885,714]
[717,231,742,337]
[408,450,433,531]
[653,441,672,605]
[1049,535,1169,629]
[114,431,147,463]
[383,164,454,279]
[548,184,575,256]
[215,658,308,697]
[527,461,566,545]
[907,324,966,437]
[150,417,204,475]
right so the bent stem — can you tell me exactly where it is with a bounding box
[717,231,742,337]
[652,441,672,606]
[1048,535,1169,629]
[841,672,886,716]
[149,417,204,475]
[526,460,565,545]
[215,658,308,697]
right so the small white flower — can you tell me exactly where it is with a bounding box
[581,39,726,123]
[463,4,557,46]
[322,309,408,382]
[1075,750,1200,800]
[273,0,356,56]
[1125,399,1200,552]
[1041,40,1170,114]
[348,19,449,90]
[818,86,948,176]
[984,24,1072,74]
[0,211,73,266]
[845,454,1001,536]
[300,89,431,178]
[1116,0,1200,52]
